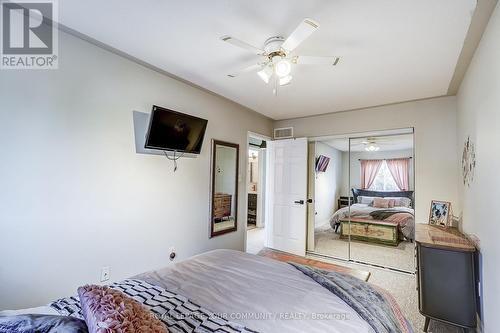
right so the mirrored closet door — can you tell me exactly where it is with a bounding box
[348,131,415,271]
[310,137,351,260]
[309,129,415,273]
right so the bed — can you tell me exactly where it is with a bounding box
[330,189,415,241]
[0,249,413,333]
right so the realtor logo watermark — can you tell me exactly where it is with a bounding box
[1,0,58,69]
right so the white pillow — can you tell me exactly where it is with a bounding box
[358,196,377,205]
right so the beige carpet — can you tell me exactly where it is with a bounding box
[314,224,414,272]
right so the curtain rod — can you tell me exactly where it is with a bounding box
[358,157,412,161]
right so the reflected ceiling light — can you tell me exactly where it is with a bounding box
[365,144,380,152]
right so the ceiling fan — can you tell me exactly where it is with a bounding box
[221,18,340,95]
[353,137,397,152]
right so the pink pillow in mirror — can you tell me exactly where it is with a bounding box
[387,199,396,208]
[373,197,390,208]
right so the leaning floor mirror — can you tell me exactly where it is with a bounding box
[210,140,239,237]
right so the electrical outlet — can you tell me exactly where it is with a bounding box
[169,247,176,261]
[100,266,110,282]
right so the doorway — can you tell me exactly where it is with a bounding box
[245,134,269,254]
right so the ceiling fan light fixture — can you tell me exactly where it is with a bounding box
[222,17,337,96]
[274,58,291,78]
[279,75,292,86]
[257,65,273,84]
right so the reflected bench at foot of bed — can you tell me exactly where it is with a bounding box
[340,218,400,246]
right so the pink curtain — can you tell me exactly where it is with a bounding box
[360,159,383,189]
[386,158,410,191]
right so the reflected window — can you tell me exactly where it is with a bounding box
[369,161,399,191]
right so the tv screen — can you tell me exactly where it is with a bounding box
[315,155,330,172]
[145,105,208,154]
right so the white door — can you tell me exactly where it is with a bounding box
[265,138,308,256]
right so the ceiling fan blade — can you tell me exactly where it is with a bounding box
[293,56,340,66]
[375,142,398,145]
[281,18,319,53]
[227,64,263,78]
[220,35,265,55]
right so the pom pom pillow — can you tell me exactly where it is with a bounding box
[77,285,168,333]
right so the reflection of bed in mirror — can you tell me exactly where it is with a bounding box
[330,189,415,243]
[312,131,415,272]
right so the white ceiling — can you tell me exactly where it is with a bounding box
[324,134,413,152]
[57,0,476,120]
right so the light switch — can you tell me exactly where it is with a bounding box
[100,266,110,282]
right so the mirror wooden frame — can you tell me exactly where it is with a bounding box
[210,139,239,237]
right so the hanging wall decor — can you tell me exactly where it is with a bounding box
[461,136,476,187]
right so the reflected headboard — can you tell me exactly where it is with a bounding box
[351,189,414,207]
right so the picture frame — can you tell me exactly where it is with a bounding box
[428,200,452,227]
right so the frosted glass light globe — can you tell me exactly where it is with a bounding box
[274,59,291,77]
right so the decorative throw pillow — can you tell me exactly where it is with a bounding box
[0,314,88,333]
[373,197,390,208]
[387,199,396,208]
[358,196,376,205]
[77,285,168,333]
[386,197,412,208]
[399,197,412,208]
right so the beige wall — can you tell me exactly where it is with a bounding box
[456,3,500,330]
[274,96,459,223]
[0,31,272,310]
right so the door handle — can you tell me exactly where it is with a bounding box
[294,200,305,205]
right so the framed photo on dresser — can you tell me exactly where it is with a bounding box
[428,200,452,227]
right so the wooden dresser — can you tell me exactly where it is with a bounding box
[415,224,477,332]
[213,193,232,221]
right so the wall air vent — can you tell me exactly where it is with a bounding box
[274,127,294,139]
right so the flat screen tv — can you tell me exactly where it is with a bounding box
[315,155,330,172]
[145,105,208,154]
